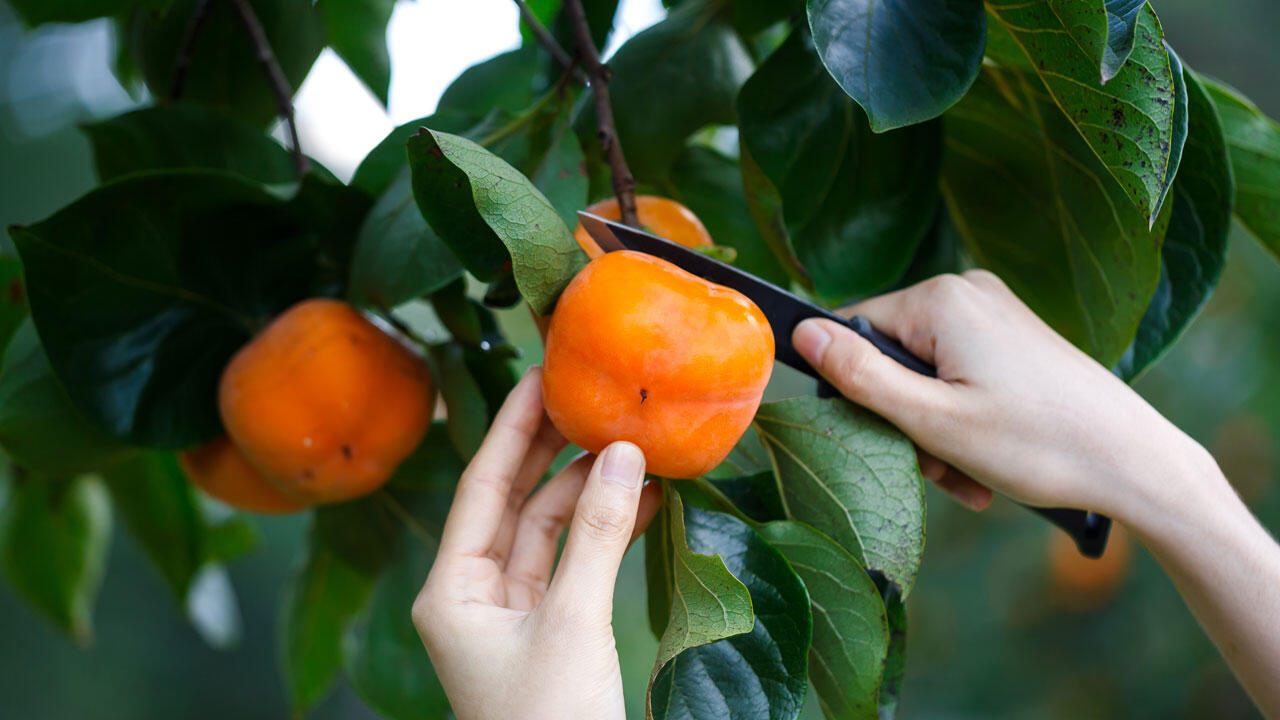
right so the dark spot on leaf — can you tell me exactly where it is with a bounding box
[7,279,22,305]
[342,444,352,459]
[824,426,833,436]
[558,169,570,178]
[429,145,443,158]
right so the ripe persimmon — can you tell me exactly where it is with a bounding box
[573,195,712,258]
[1048,524,1133,610]
[179,436,307,514]
[542,250,774,479]
[218,299,434,504]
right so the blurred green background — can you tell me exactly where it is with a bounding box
[1,1,1276,718]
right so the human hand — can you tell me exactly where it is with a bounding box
[792,270,1216,521]
[412,368,661,720]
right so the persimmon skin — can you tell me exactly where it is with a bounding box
[179,436,308,514]
[573,195,713,258]
[543,251,774,479]
[1048,524,1133,610]
[218,299,433,504]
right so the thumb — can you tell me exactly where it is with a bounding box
[543,441,646,620]
[793,318,947,432]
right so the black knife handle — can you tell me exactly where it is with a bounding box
[815,314,1111,558]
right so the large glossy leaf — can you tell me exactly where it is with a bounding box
[0,322,137,476]
[649,494,812,720]
[128,0,324,126]
[347,170,464,308]
[806,0,985,132]
[758,521,888,720]
[708,471,786,525]
[319,0,395,105]
[753,396,926,598]
[1049,0,1148,83]
[1202,78,1280,260]
[583,0,754,183]
[8,171,366,448]
[1115,70,1233,381]
[0,473,111,644]
[940,67,1167,366]
[407,129,587,314]
[662,145,789,287]
[0,255,24,354]
[986,0,1179,223]
[738,30,942,303]
[82,105,297,184]
[437,45,548,121]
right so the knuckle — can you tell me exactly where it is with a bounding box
[833,343,877,396]
[577,504,631,541]
[928,273,969,300]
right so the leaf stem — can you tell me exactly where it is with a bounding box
[513,0,587,84]
[563,0,639,227]
[226,0,309,178]
[169,0,216,101]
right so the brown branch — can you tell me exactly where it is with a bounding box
[227,0,309,177]
[513,0,586,84]
[169,0,216,101]
[563,0,638,227]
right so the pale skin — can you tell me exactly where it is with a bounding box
[414,270,1280,720]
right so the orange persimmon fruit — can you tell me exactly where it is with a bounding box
[218,298,434,504]
[542,250,774,479]
[179,436,308,514]
[573,195,713,258]
[1048,524,1133,610]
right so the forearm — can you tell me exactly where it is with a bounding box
[1116,441,1280,718]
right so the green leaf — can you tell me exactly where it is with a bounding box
[644,500,674,639]
[347,169,464,308]
[281,497,399,712]
[738,30,942,303]
[486,91,589,229]
[663,145,790,287]
[583,0,754,183]
[128,0,324,126]
[758,521,889,720]
[429,343,488,460]
[8,170,365,448]
[0,321,137,476]
[81,105,297,184]
[878,589,907,719]
[9,0,163,25]
[1202,78,1280,260]
[350,110,479,196]
[1050,0,1147,83]
[707,471,786,524]
[753,396,926,598]
[1115,69,1233,381]
[437,45,548,121]
[319,0,395,105]
[649,493,812,720]
[0,472,111,644]
[806,0,986,132]
[0,255,25,355]
[407,129,587,315]
[986,0,1180,222]
[940,67,1167,366]
[729,0,803,35]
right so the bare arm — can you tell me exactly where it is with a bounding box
[791,270,1280,718]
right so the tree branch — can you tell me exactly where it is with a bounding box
[227,0,309,177]
[169,0,216,101]
[562,0,638,227]
[513,0,586,84]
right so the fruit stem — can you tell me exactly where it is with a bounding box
[563,0,640,227]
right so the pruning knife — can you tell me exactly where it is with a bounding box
[578,211,1112,559]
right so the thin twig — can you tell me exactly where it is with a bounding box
[227,0,309,177]
[170,0,216,100]
[563,0,639,227]
[513,0,586,84]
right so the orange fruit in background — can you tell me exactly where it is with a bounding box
[179,436,307,514]
[542,250,774,479]
[218,299,434,504]
[573,195,713,258]
[1048,524,1133,610]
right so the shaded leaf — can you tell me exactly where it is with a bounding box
[986,0,1180,222]
[0,255,25,354]
[707,471,785,524]
[738,30,942,303]
[430,343,488,460]
[350,110,479,196]
[487,90,589,229]
[753,396,925,598]
[940,67,1167,366]
[877,589,907,720]
[758,521,888,720]
[437,45,548,121]
[649,493,812,720]
[9,0,159,25]
[551,0,617,50]
[1202,78,1280,260]
[644,499,674,638]
[1050,0,1147,83]
[0,472,111,644]
[1115,69,1233,381]
[806,0,986,131]
[319,0,395,105]
[82,105,296,184]
[407,129,586,314]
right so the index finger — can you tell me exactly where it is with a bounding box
[437,368,547,559]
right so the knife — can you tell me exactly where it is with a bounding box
[578,211,1112,558]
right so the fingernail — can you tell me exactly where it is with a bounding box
[601,442,644,488]
[793,320,832,363]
